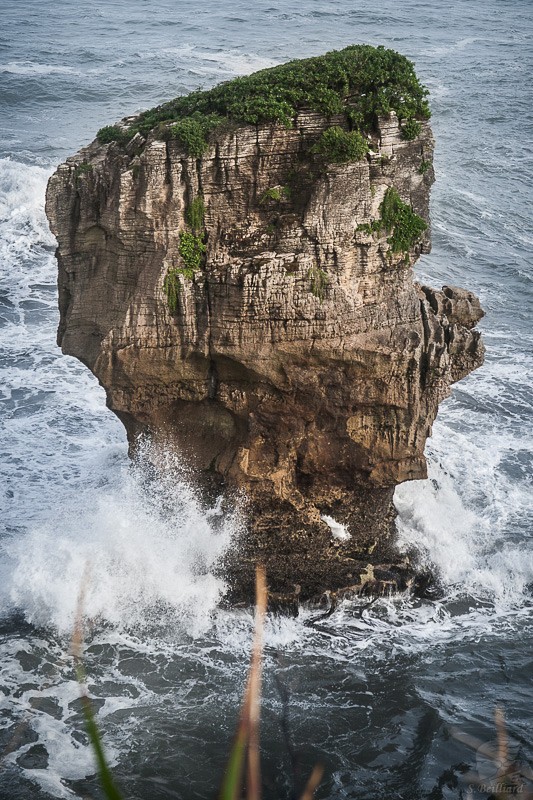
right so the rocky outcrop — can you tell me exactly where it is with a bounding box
[46,94,484,602]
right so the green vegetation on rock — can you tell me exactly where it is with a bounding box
[311,126,368,163]
[163,231,206,313]
[356,219,382,235]
[259,186,291,203]
[380,187,427,255]
[168,113,223,158]
[308,266,329,301]
[185,195,206,232]
[400,118,422,140]
[356,187,427,258]
[73,163,93,183]
[163,268,188,313]
[97,45,430,156]
[178,231,206,272]
[95,125,130,146]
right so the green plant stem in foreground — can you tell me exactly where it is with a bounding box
[79,690,124,800]
[73,614,123,800]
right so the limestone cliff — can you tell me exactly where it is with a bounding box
[45,48,484,602]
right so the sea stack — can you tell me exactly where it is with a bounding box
[45,46,484,602]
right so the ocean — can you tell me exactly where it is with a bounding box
[0,0,532,797]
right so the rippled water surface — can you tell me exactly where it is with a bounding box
[0,1,532,798]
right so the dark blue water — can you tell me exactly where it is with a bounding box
[1,1,532,798]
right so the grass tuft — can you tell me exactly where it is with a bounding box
[72,566,124,800]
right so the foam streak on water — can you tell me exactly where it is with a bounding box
[0,1,532,797]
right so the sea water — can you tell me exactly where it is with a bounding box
[0,1,532,797]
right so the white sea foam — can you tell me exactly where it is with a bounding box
[426,37,483,57]
[321,514,351,541]
[0,637,127,798]
[129,44,278,84]
[159,45,278,76]
[395,410,533,607]
[0,158,55,279]
[0,61,77,76]
[2,441,238,637]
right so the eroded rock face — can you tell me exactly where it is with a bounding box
[45,109,484,601]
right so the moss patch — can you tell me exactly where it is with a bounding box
[163,267,193,313]
[356,219,382,235]
[163,231,206,313]
[73,163,93,184]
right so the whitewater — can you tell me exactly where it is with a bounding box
[0,1,532,797]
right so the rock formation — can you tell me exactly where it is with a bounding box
[45,48,484,603]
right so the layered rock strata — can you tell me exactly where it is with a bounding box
[46,104,484,602]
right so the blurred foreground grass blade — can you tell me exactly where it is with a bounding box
[72,564,124,800]
[80,694,124,800]
[246,567,267,800]
[70,563,321,800]
[219,566,267,800]
[299,764,324,800]
[495,705,508,780]
[219,722,249,800]
[452,706,533,800]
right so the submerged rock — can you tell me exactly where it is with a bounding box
[45,47,484,601]
[16,744,49,770]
